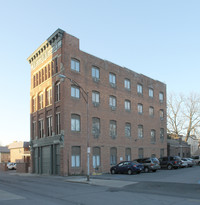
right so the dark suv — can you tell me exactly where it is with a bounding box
[134,158,160,173]
[159,156,181,170]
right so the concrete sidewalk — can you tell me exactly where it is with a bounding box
[65,176,138,188]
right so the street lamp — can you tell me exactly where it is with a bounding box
[58,74,90,181]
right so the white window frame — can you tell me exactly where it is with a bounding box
[92,66,100,79]
[125,100,131,111]
[137,84,143,94]
[71,86,80,99]
[71,114,80,132]
[71,59,80,72]
[124,79,130,90]
[149,88,154,98]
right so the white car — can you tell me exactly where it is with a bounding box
[7,163,16,170]
[182,158,193,167]
[180,160,188,168]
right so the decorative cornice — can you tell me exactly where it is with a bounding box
[27,28,64,69]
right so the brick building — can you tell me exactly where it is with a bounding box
[27,29,167,176]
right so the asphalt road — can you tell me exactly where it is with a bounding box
[0,166,200,205]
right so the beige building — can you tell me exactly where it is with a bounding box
[0,146,10,163]
[8,141,30,163]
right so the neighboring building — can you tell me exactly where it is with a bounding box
[186,135,199,155]
[27,29,167,176]
[8,141,30,163]
[0,146,10,163]
[167,138,190,158]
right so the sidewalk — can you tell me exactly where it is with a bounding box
[65,176,138,188]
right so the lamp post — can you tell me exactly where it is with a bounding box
[59,74,90,181]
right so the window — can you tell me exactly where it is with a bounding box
[138,104,143,114]
[32,121,36,140]
[149,106,154,117]
[125,100,131,111]
[92,118,100,138]
[71,114,80,132]
[47,116,53,137]
[51,61,54,75]
[138,125,143,138]
[54,58,58,73]
[92,66,100,80]
[160,128,164,143]
[137,84,143,94]
[71,146,81,167]
[71,86,80,98]
[93,147,100,168]
[151,129,156,143]
[38,119,44,138]
[56,113,61,135]
[71,58,80,72]
[110,120,117,139]
[159,92,164,102]
[125,123,131,137]
[33,75,36,88]
[38,93,43,110]
[138,148,144,159]
[124,79,130,90]
[109,73,116,87]
[109,96,116,109]
[92,91,100,105]
[110,147,117,165]
[55,82,60,102]
[46,88,52,106]
[160,149,164,158]
[160,109,164,120]
[32,97,36,112]
[45,67,47,80]
[125,148,131,161]
[42,69,44,82]
[36,73,38,86]
[149,88,154,98]
[39,71,41,84]
[48,64,51,78]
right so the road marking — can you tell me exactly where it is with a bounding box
[0,189,25,201]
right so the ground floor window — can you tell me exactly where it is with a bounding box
[93,147,100,168]
[71,146,81,167]
[110,147,117,165]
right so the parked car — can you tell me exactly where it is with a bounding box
[110,161,144,175]
[7,162,16,170]
[134,158,160,173]
[180,159,188,168]
[191,156,200,165]
[182,158,193,167]
[186,158,195,166]
[159,156,181,170]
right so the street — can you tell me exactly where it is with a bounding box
[0,166,200,205]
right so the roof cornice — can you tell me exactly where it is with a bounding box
[27,28,64,64]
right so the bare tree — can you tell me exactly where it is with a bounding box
[167,93,185,138]
[167,92,200,142]
[183,93,200,142]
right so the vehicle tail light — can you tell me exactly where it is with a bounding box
[174,161,177,164]
[151,164,154,167]
[133,165,137,167]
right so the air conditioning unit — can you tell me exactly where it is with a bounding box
[111,106,116,111]
[93,77,99,83]
[93,102,99,107]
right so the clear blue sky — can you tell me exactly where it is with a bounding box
[0,0,200,145]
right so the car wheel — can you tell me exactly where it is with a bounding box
[167,164,172,170]
[111,169,116,174]
[127,169,132,175]
[144,167,149,173]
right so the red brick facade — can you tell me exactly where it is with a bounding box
[28,29,167,176]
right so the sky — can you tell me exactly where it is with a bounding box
[0,0,200,146]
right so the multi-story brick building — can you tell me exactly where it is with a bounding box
[27,29,167,176]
